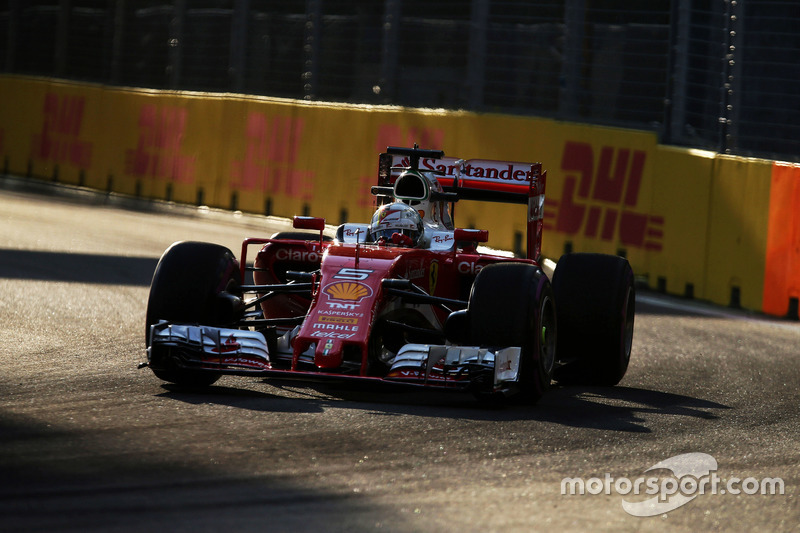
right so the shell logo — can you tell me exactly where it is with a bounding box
[323,281,372,302]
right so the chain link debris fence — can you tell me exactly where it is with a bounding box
[1,0,797,162]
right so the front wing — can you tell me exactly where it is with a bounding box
[147,322,523,394]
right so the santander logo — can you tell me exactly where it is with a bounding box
[392,156,534,183]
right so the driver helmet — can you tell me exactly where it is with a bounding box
[369,202,424,247]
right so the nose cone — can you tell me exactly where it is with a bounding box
[314,338,344,369]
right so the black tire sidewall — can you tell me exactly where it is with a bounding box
[468,263,555,402]
[145,242,241,387]
[146,241,241,343]
[552,253,634,385]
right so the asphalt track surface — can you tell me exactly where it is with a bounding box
[0,180,798,532]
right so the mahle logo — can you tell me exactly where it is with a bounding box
[561,452,785,517]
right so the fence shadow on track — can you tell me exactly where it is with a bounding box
[0,248,158,286]
[0,410,409,532]
[155,378,729,434]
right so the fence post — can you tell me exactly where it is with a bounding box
[55,0,71,77]
[559,0,585,119]
[303,0,321,100]
[110,0,125,84]
[379,0,400,102]
[467,0,488,110]
[5,0,20,71]
[231,0,249,92]
[168,0,186,89]
[666,0,691,145]
[721,0,742,154]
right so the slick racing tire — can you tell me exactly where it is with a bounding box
[146,241,243,387]
[468,263,556,404]
[551,253,635,386]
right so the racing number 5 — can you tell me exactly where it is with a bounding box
[334,268,372,281]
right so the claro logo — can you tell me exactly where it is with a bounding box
[275,248,321,263]
[457,261,484,275]
[545,141,663,251]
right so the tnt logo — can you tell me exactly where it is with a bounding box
[31,93,92,168]
[125,104,195,183]
[544,141,663,251]
[231,113,312,200]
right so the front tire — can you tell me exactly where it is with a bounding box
[551,253,635,386]
[146,241,243,387]
[468,263,556,404]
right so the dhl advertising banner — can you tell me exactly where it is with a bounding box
[1,75,797,317]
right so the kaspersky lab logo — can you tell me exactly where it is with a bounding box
[561,453,785,516]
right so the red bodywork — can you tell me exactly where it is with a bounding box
[230,152,547,382]
[241,235,516,378]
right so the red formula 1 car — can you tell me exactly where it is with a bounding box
[144,146,635,403]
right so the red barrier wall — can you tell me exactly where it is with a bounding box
[763,163,800,316]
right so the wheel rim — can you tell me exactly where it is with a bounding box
[622,285,635,363]
[540,295,556,376]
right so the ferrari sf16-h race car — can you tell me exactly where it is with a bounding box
[144,146,635,404]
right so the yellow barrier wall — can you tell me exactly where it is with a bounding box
[1,75,792,316]
[641,146,715,298]
[704,156,773,310]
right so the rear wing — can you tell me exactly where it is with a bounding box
[377,146,547,260]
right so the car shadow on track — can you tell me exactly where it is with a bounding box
[531,384,729,432]
[157,379,730,434]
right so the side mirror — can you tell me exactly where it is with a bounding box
[293,216,325,231]
[453,228,488,244]
[292,216,326,244]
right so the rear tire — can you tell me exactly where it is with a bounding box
[468,263,556,404]
[146,241,243,387]
[551,253,635,386]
